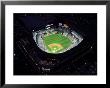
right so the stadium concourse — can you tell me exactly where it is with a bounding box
[33,23,83,54]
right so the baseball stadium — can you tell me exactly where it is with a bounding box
[33,23,83,54]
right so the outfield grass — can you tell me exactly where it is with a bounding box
[43,33,72,53]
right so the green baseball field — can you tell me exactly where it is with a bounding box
[43,33,72,54]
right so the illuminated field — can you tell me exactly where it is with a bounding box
[43,33,72,53]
